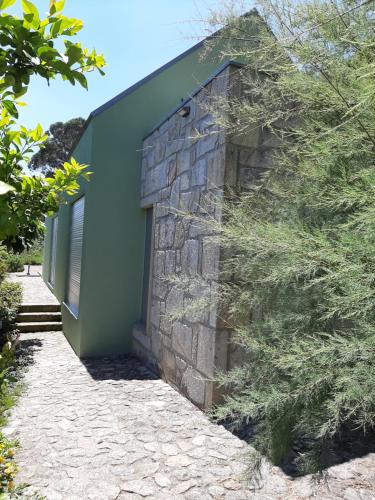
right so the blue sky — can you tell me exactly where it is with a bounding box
[14,0,232,130]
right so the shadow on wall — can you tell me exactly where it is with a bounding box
[81,355,159,382]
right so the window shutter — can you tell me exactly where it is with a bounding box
[49,216,58,287]
[66,197,85,316]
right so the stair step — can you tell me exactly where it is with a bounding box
[19,304,60,313]
[16,312,61,323]
[15,322,63,333]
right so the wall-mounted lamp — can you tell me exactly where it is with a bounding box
[178,106,191,118]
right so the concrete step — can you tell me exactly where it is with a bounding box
[19,304,60,313]
[15,322,63,333]
[16,312,62,323]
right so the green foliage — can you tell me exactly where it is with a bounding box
[0,248,22,274]
[0,433,18,493]
[20,237,43,265]
[2,256,22,274]
[0,337,21,494]
[204,0,375,474]
[0,0,105,98]
[0,282,21,333]
[0,0,105,251]
[29,117,85,176]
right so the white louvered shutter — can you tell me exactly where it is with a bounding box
[49,216,58,287]
[66,197,85,316]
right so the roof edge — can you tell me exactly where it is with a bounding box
[143,60,244,141]
[68,8,258,160]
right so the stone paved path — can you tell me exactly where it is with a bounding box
[5,271,375,499]
[8,265,58,305]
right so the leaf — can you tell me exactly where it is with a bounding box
[2,100,18,118]
[37,46,60,61]
[0,181,15,195]
[0,0,16,10]
[72,71,87,90]
[49,0,65,14]
[21,0,40,25]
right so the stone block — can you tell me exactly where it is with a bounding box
[181,366,206,407]
[155,203,170,218]
[144,161,168,195]
[172,322,193,362]
[228,338,247,370]
[191,158,207,187]
[176,149,191,175]
[160,311,172,336]
[202,238,220,279]
[160,186,171,201]
[238,145,256,166]
[188,217,215,239]
[238,166,267,190]
[260,128,282,148]
[151,326,162,359]
[167,156,177,185]
[211,66,230,96]
[140,191,161,208]
[174,220,185,249]
[167,118,181,141]
[206,147,225,188]
[179,189,201,213]
[199,190,223,216]
[179,172,190,191]
[153,276,168,300]
[166,287,184,316]
[150,301,161,329]
[166,137,184,157]
[215,330,230,371]
[175,355,187,386]
[181,239,199,276]
[153,251,165,277]
[162,348,176,383]
[247,148,276,170]
[196,133,218,159]
[158,217,175,249]
[164,250,176,275]
[169,177,180,209]
[155,138,166,164]
[228,127,260,149]
[196,325,215,377]
[196,115,215,134]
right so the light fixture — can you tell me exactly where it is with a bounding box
[178,106,190,118]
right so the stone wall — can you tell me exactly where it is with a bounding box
[132,63,275,408]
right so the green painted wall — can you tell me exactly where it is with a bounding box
[44,44,226,357]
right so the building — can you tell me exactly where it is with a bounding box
[43,17,274,408]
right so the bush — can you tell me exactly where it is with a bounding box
[0,248,23,274]
[0,262,6,285]
[0,433,18,492]
[20,237,43,266]
[203,0,375,475]
[0,283,22,336]
[4,255,23,274]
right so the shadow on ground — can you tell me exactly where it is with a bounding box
[81,355,159,382]
[223,418,375,479]
[15,337,43,372]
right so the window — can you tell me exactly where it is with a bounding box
[141,207,153,324]
[49,215,58,287]
[66,196,85,317]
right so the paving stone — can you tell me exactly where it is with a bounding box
[8,270,375,500]
[154,472,171,488]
